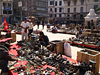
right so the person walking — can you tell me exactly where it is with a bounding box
[37,20,40,29]
[42,19,45,29]
[28,19,33,36]
[90,20,94,33]
[20,18,30,41]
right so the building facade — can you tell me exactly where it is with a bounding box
[48,0,100,24]
[13,0,48,23]
[64,0,100,24]
[0,0,13,24]
[48,0,65,23]
[30,0,48,21]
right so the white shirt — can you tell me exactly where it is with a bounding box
[29,22,33,29]
[20,21,30,33]
[64,42,72,57]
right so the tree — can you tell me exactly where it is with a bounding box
[96,7,100,14]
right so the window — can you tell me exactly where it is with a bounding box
[81,0,84,5]
[8,10,12,14]
[74,8,76,13]
[8,3,11,7]
[59,1,62,6]
[50,1,54,5]
[3,10,7,14]
[50,8,52,11]
[95,0,98,2]
[68,1,70,6]
[59,14,61,17]
[59,8,62,12]
[74,0,77,5]
[3,3,7,7]
[73,15,76,19]
[55,8,57,12]
[94,5,98,10]
[80,7,83,12]
[68,8,70,13]
[50,14,52,17]
[55,1,57,6]
[55,14,57,17]
[80,14,83,19]
[67,15,70,19]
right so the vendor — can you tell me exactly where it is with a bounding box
[52,25,57,33]
[38,32,49,46]
[0,42,18,75]
[63,40,72,58]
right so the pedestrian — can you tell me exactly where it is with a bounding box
[47,23,51,32]
[97,20,100,30]
[20,17,30,41]
[79,27,82,35]
[28,19,33,36]
[0,42,19,75]
[90,20,94,33]
[42,19,45,29]
[76,23,80,30]
[37,20,40,29]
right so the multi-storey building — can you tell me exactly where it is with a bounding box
[48,0,100,24]
[30,0,48,21]
[13,0,48,23]
[64,0,100,24]
[0,0,13,24]
[13,0,27,24]
[48,0,65,23]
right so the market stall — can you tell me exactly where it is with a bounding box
[8,43,78,75]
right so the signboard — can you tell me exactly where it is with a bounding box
[38,13,44,16]
[18,1,22,7]
[4,7,11,10]
[22,6,27,11]
[37,8,45,10]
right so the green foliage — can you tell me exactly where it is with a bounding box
[96,7,100,11]
[96,7,100,14]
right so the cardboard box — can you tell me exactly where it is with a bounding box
[70,23,75,29]
[77,49,100,73]
[50,40,64,54]
[11,33,16,42]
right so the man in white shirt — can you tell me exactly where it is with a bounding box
[20,18,30,41]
